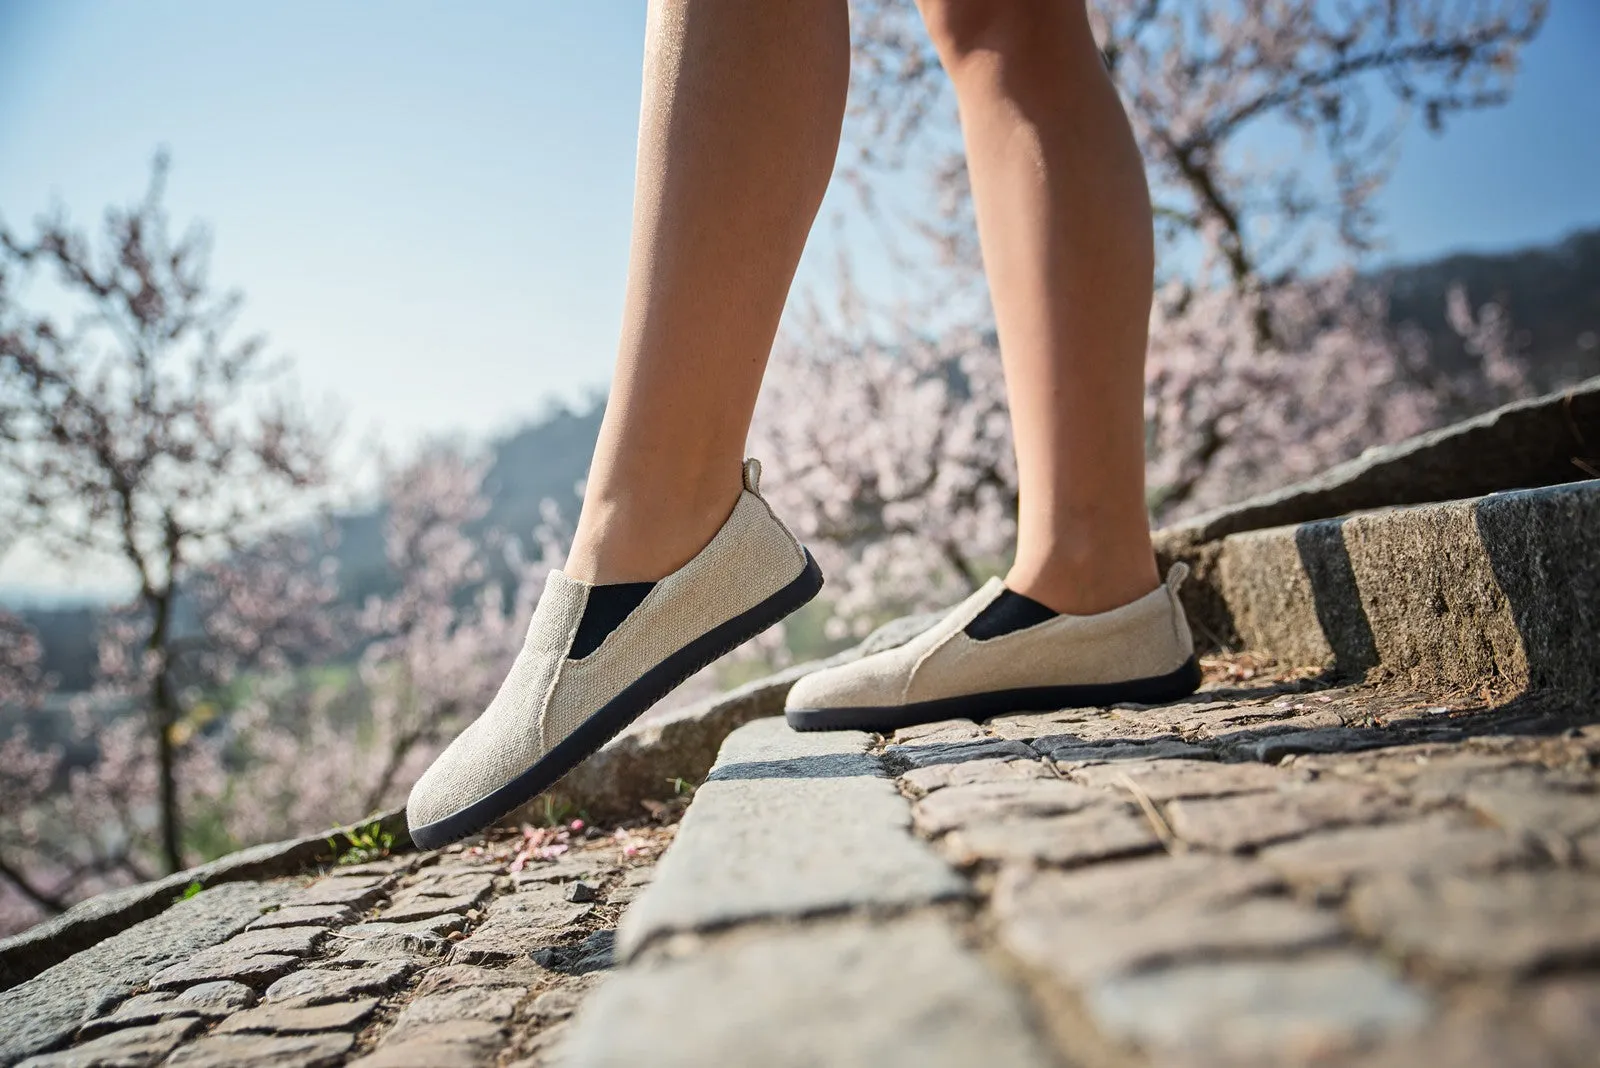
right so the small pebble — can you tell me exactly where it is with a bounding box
[565,881,599,903]
[465,908,482,922]
[448,930,466,941]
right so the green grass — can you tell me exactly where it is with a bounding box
[329,820,395,865]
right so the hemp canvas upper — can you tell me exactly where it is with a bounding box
[785,565,1196,723]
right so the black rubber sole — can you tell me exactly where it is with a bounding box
[785,655,1203,734]
[410,551,825,850]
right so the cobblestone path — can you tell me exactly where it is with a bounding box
[5,818,676,1067]
[564,661,1600,1068]
[889,665,1600,1066]
[6,660,1597,1067]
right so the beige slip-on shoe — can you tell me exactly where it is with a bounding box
[785,565,1199,733]
[407,459,822,849]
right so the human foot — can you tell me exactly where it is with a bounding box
[784,565,1197,733]
[407,460,822,848]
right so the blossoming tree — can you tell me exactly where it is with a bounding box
[0,154,332,876]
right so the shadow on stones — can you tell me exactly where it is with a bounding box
[1215,689,1593,761]
[707,753,882,782]
[1119,691,1587,767]
[1152,674,1344,706]
[532,928,615,976]
[1294,519,1380,681]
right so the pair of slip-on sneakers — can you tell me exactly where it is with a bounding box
[406,460,1198,849]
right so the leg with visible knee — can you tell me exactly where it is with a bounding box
[919,0,1159,615]
[568,0,850,583]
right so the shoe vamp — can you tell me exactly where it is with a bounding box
[407,577,585,827]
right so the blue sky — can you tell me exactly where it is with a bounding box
[1,1,1597,594]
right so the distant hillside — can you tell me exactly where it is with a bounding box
[1376,226,1600,395]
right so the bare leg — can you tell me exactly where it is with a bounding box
[566,0,850,584]
[919,0,1160,615]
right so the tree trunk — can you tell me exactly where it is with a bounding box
[147,585,184,875]
[152,675,183,874]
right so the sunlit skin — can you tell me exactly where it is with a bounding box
[568,0,1160,617]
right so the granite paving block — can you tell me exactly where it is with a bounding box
[910,778,1101,836]
[943,805,1160,868]
[18,1017,201,1068]
[348,1021,504,1067]
[1349,870,1600,973]
[265,960,419,1004]
[1069,757,1285,800]
[410,962,548,996]
[247,904,360,930]
[1167,781,1402,852]
[147,926,329,990]
[564,918,1056,1068]
[1229,726,1397,763]
[617,718,966,960]
[379,891,485,924]
[385,987,524,1042]
[993,862,1339,983]
[79,981,257,1038]
[1260,814,1537,894]
[1464,781,1600,842]
[882,737,1038,769]
[213,996,379,1034]
[164,1031,354,1068]
[337,914,465,941]
[1043,736,1216,765]
[403,870,498,900]
[993,853,1285,918]
[899,756,1051,797]
[446,900,594,966]
[284,875,394,910]
[1084,954,1429,1064]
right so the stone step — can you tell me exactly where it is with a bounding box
[1164,481,1599,699]
[1162,375,1599,548]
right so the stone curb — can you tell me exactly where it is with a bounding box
[0,808,407,993]
[562,717,1054,1067]
[1167,482,1599,698]
[1162,376,1599,549]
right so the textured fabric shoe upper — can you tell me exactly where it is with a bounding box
[407,464,807,831]
[785,565,1195,711]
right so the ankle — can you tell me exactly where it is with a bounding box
[564,473,742,585]
[1006,541,1160,617]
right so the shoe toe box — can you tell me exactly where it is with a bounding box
[406,712,541,837]
[785,649,910,711]
[405,732,475,835]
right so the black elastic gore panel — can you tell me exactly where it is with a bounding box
[569,582,656,659]
[964,588,1058,640]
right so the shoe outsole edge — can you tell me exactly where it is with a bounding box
[784,656,1203,734]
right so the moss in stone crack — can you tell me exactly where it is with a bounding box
[329,821,395,865]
